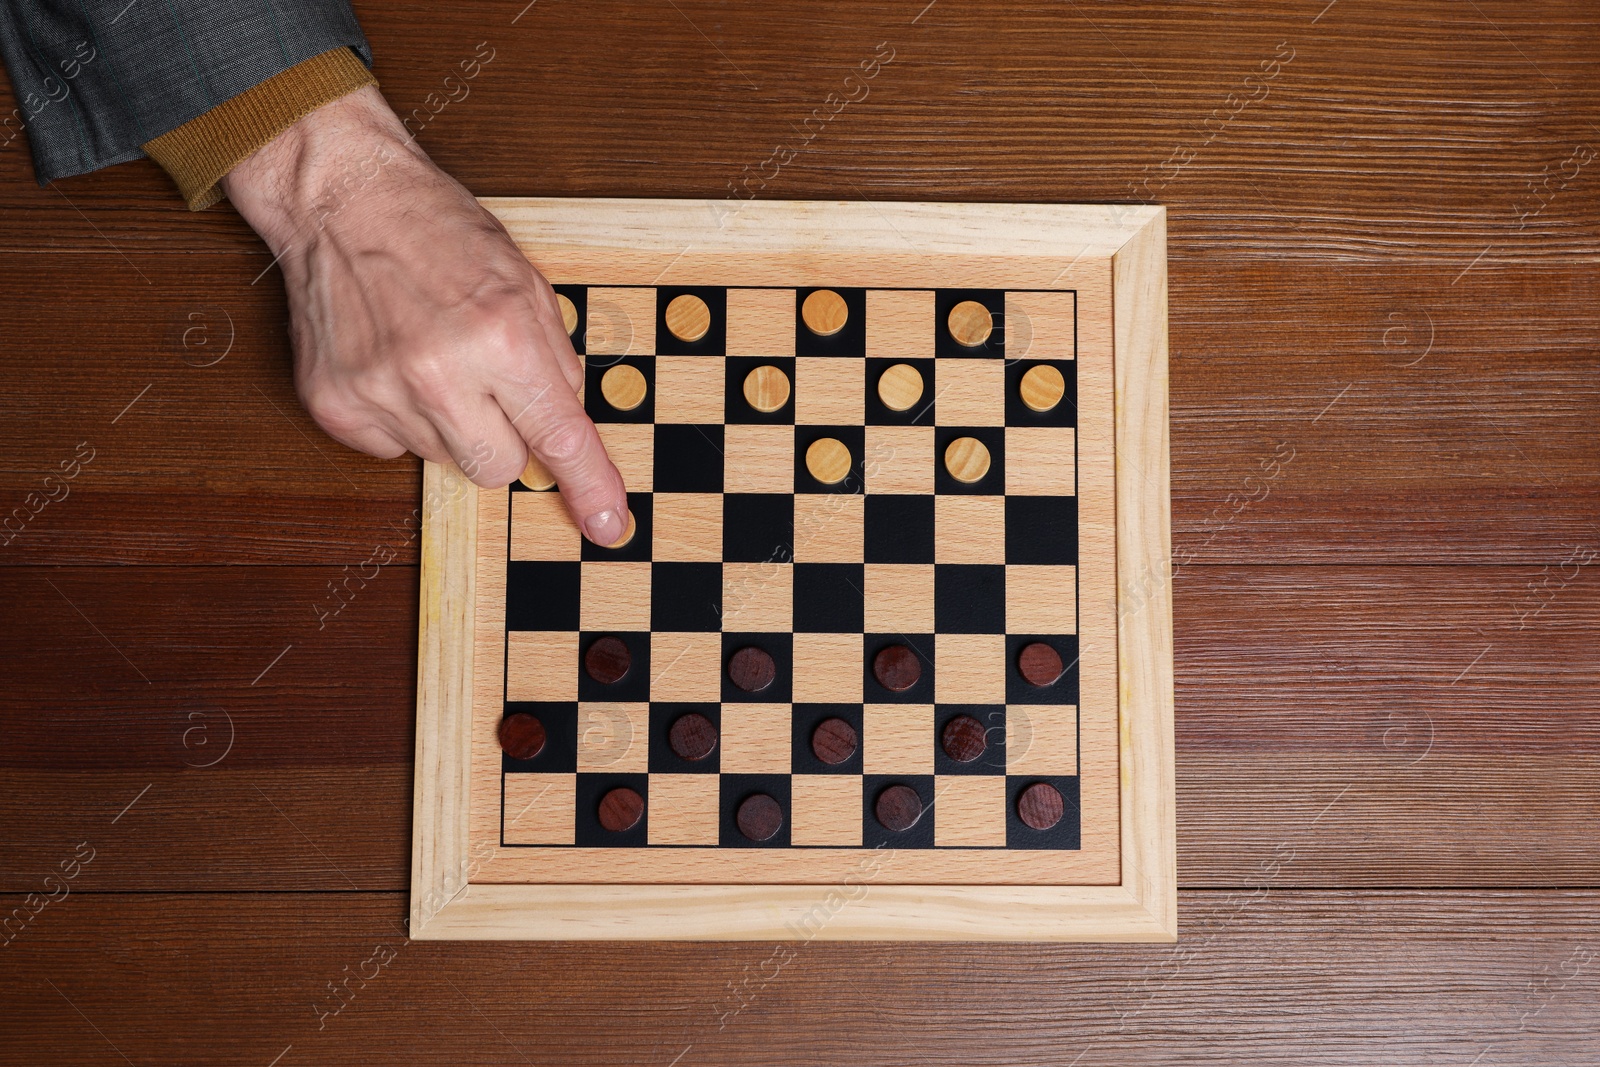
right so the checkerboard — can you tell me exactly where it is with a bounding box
[497,284,1081,858]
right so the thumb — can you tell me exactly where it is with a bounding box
[505,380,629,546]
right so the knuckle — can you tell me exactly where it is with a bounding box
[463,447,526,489]
[528,416,593,466]
[397,352,455,396]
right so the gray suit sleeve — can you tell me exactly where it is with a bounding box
[0,0,371,184]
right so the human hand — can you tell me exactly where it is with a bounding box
[219,85,629,545]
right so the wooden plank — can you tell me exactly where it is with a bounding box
[2,253,1592,565]
[5,564,1600,891]
[0,254,414,566]
[1,891,1597,1063]
[1169,259,1600,564]
[0,0,1595,265]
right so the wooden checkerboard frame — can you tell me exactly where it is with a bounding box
[411,198,1173,941]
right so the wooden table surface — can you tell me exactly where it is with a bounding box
[3,1,1597,1062]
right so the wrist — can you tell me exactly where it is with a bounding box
[220,84,425,254]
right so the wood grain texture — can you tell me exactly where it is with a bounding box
[1,0,1595,266]
[0,253,1594,564]
[2,892,1597,1064]
[6,566,1600,890]
[2,0,1598,1043]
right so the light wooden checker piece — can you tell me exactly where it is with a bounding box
[414,197,1173,943]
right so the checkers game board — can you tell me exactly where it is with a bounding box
[412,199,1174,941]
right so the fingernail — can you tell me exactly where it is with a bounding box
[583,509,625,546]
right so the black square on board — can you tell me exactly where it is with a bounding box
[864,495,934,564]
[651,562,723,633]
[933,425,1006,495]
[934,564,1006,634]
[648,703,721,773]
[934,289,1006,360]
[577,630,653,702]
[794,287,866,357]
[1004,496,1076,565]
[653,424,726,493]
[500,702,578,774]
[583,355,655,424]
[933,704,1007,776]
[1005,633,1080,704]
[719,773,793,847]
[655,286,727,355]
[720,631,794,702]
[580,492,654,562]
[794,425,865,495]
[862,774,935,849]
[865,358,936,426]
[574,772,649,847]
[1006,775,1081,849]
[722,493,794,563]
[1004,359,1077,428]
[505,561,580,632]
[863,634,934,703]
[793,563,864,633]
[791,703,865,775]
[724,356,797,424]
[551,285,587,355]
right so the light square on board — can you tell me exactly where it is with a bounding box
[576,702,650,773]
[1004,291,1076,361]
[1006,704,1078,776]
[724,424,794,493]
[866,290,935,358]
[503,773,576,845]
[1006,564,1076,634]
[863,563,935,633]
[647,773,721,845]
[934,632,1007,704]
[727,288,796,356]
[794,493,863,563]
[654,493,724,562]
[580,561,652,632]
[796,357,865,425]
[506,631,579,701]
[650,631,723,701]
[1005,427,1076,495]
[934,359,1005,426]
[791,775,863,846]
[585,287,656,356]
[793,632,864,702]
[933,775,1007,847]
[596,422,655,489]
[721,562,793,632]
[863,703,934,774]
[655,356,727,423]
[864,426,934,495]
[511,491,581,561]
[934,495,1006,565]
[719,704,793,774]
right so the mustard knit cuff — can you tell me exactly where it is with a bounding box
[143,48,377,211]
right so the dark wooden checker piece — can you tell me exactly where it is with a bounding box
[1017,782,1065,831]
[728,645,776,693]
[736,793,783,841]
[496,712,546,760]
[597,786,644,832]
[875,784,923,832]
[585,635,631,685]
[1018,642,1064,687]
[668,712,718,762]
[941,715,986,763]
[811,717,858,765]
[873,644,921,692]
